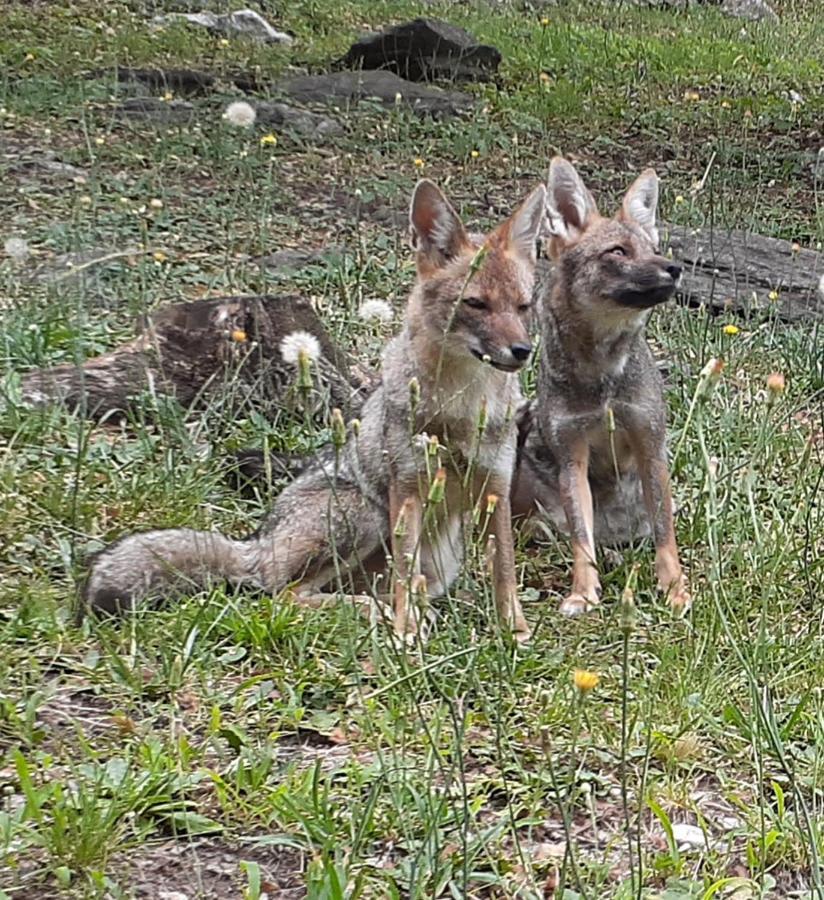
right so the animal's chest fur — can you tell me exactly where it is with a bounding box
[421,367,518,479]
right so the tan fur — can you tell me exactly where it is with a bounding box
[517,158,690,615]
[83,181,547,642]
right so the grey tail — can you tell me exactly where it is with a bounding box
[81,527,259,617]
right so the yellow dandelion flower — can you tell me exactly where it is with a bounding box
[260,133,277,146]
[723,324,740,336]
[152,250,168,263]
[486,493,499,514]
[573,669,600,693]
[684,90,701,102]
[149,198,163,210]
[413,157,425,168]
[24,52,35,62]
[675,195,685,204]
[94,137,105,146]
[162,91,173,102]
[470,149,480,159]
[540,17,550,26]
[539,72,551,84]
[231,329,247,343]
[768,289,779,302]
[720,100,731,109]
[219,38,230,47]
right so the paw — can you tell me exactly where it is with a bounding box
[667,581,692,616]
[513,625,532,645]
[559,590,600,617]
[658,570,692,616]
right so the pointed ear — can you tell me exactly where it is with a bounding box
[504,184,547,265]
[545,157,598,245]
[409,180,470,269]
[621,169,659,247]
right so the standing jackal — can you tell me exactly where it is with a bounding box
[83,179,547,641]
[514,157,691,616]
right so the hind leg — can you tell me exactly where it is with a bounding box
[252,483,388,603]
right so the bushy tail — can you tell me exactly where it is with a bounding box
[82,527,260,615]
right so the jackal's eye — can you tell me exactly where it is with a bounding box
[463,296,488,310]
[605,246,627,258]
[518,303,532,313]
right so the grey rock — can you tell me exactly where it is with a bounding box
[115,97,196,124]
[276,70,472,119]
[720,0,778,22]
[152,8,293,44]
[255,102,344,139]
[12,157,88,180]
[340,18,501,83]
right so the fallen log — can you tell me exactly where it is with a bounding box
[20,295,371,420]
[665,224,823,323]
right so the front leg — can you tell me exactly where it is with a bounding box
[486,488,530,642]
[557,439,601,616]
[389,483,426,640]
[633,434,691,613]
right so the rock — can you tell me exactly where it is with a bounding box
[20,295,362,420]
[720,0,778,22]
[103,66,263,95]
[340,18,501,83]
[275,70,473,119]
[115,97,196,124]
[107,66,216,95]
[255,101,344,139]
[13,157,88,180]
[665,224,824,323]
[671,822,709,850]
[256,246,347,273]
[152,8,293,44]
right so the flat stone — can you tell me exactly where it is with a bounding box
[340,17,501,83]
[11,157,88,180]
[255,101,344,139]
[115,97,196,124]
[152,8,293,44]
[275,70,473,119]
[720,0,778,22]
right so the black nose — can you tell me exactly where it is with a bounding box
[510,342,532,362]
[666,263,682,281]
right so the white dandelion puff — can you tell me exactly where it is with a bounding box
[222,100,257,128]
[280,330,321,365]
[4,237,29,261]
[358,299,394,324]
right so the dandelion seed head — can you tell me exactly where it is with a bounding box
[280,330,320,365]
[358,299,393,324]
[4,237,29,261]
[222,100,257,128]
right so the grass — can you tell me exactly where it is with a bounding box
[1,0,823,897]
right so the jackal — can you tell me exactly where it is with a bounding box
[513,157,691,616]
[83,179,547,641]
